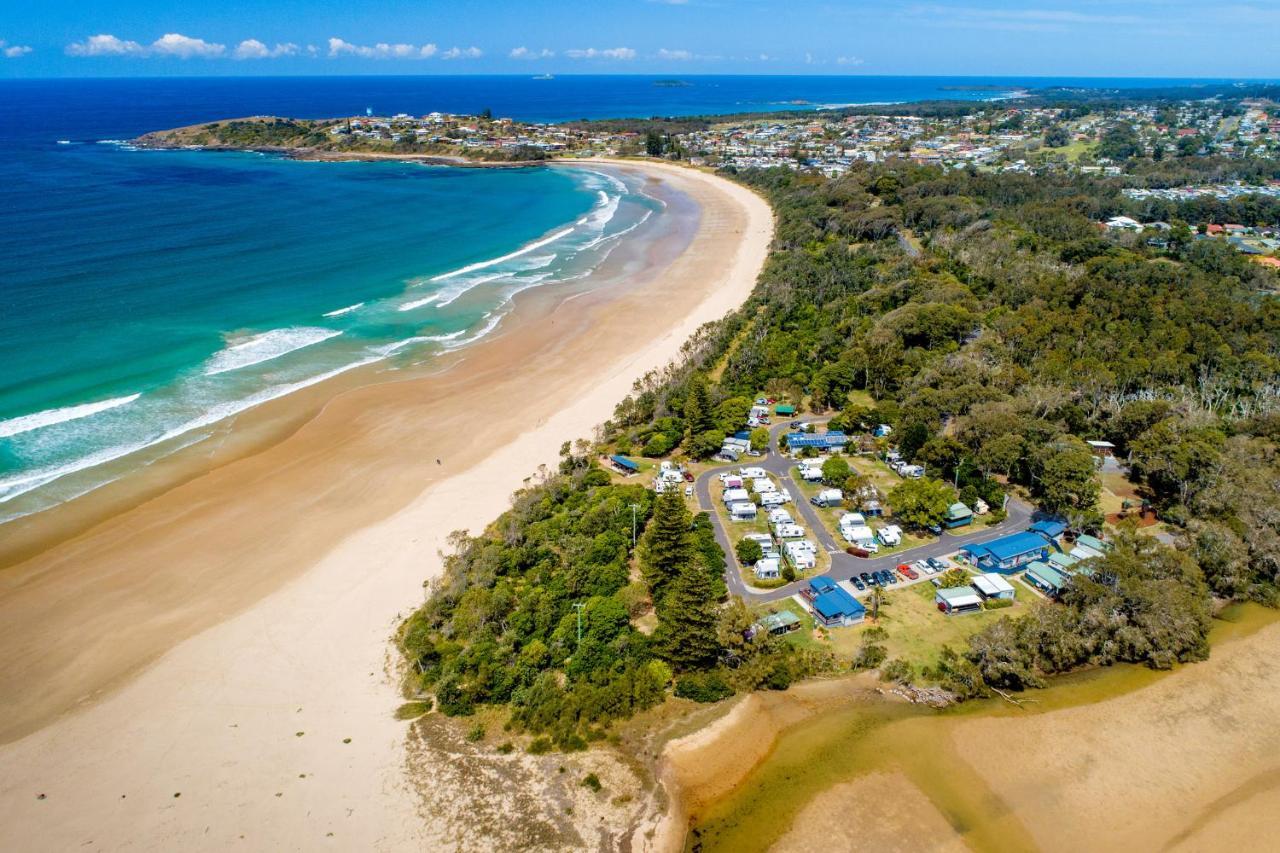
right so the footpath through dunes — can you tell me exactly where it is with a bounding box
[663,606,1280,853]
[0,161,773,851]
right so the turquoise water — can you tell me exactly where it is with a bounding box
[0,142,658,523]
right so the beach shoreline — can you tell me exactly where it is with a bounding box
[0,159,773,850]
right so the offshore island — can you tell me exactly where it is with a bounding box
[4,82,1280,851]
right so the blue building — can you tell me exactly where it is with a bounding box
[803,576,866,626]
[609,455,640,474]
[785,431,849,451]
[1028,518,1068,539]
[960,531,1055,574]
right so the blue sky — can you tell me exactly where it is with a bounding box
[2,0,1278,78]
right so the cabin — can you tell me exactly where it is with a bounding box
[756,610,802,637]
[609,455,640,476]
[1024,561,1069,596]
[1048,551,1080,573]
[971,572,1016,601]
[1028,518,1067,540]
[960,531,1054,574]
[944,502,974,529]
[803,576,866,626]
[775,404,797,417]
[935,586,984,615]
[785,431,849,451]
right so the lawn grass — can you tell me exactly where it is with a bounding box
[796,581,1025,672]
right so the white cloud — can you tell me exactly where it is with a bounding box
[66,32,226,58]
[565,47,636,60]
[150,33,225,59]
[510,46,554,60]
[234,39,299,59]
[66,34,146,56]
[441,46,482,60]
[328,37,438,59]
[836,56,864,66]
[0,40,32,58]
[656,48,693,60]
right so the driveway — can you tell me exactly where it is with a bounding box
[694,419,1036,604]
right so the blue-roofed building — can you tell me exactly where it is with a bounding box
[1028,518,1068,539]
[609,455,640,474]
[785,431,849,451]
[960,531,1055,574]
[802,575,865,626]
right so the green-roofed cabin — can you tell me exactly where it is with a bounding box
[944,501,974,528]
[1024,561,1068,596]
[759,610,802,636]
[775,404,797,416]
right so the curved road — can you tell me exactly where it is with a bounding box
[694,419,1034,603]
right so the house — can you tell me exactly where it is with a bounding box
[754,557,781,579]
[609,455,640,475]
[1086,440,1116,457]
[756,610,801,636]
[786,431,849,451]
[960,531,1054,573]
[775,404,797,417]
[1076,534,1111,554]
[1105,215,1142,231]
[1024,561,1069,596]
[944,502,974,529]
[1028,518,1067,540]
[804,576,866,626]
[1048,551,1080,573]
[972,573,1016,600]
[729,501,759,522]
[935,586,984,615]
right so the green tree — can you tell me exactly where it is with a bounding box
[1033,437,1100,514]
[888,477,953,530]
[655,560,723,670]
[821,456,852,487]
[683,374,716,437]
[639,490,695,601]
[749,427,771,453]
[735,537,764,566]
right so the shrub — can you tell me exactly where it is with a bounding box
[983,597,1014,610]
[851,643,887,670]
[580,773,603,793]
[880,658,914,683]
[527,737,554,755]
[674,671,735,703]
[466,723,486,742]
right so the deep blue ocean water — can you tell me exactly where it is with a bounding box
[0,74,1250,522]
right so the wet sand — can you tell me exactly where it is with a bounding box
[0,160,773,850]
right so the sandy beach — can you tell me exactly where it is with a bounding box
[0,159,773,850]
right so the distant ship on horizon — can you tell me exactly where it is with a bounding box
[532,73,554,80]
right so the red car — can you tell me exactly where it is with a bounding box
[897,563,919,580]
[682,471,695,482]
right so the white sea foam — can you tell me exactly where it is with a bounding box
[0,358,383,507]
[430,228,574,282]
[203,327,342,376]
[582,193,621,233]
[323,302,365,318]
[583,170,628,195]
[373,329,467,356]
[397,294,444,312]
[0,394,142,440]
[441,313,504,351]
[579,209,653,252]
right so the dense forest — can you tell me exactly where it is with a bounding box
[401,148,1279,738]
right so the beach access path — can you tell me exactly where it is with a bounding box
[0,159,774,852]
[693,418,1034,603]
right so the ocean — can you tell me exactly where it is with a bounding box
[0,74,1245,523]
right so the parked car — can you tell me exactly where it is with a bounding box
[877,570,895,586]
[897,563,918,580]
[846,546,870,558]
[859,571,874,586]
[850,576,866,591]
[926,523,943,535]
[912,560,932,575]
[684,485,694,497]
[927,557,948,572]
[683,471,695,483]
[864,572,880,587]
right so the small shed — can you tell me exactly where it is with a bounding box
[758,610,802,636]
[935,586,984,615]
[972,573,1016,600]
[775,404,797,417]
[944,502,974,528]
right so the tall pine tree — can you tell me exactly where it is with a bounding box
[684,374,716,438]
[639,490,694,601]
[656,560,722,671]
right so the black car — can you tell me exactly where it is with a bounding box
[877,570,895,585]
[864,572,879,587]
[859,571,873,585]
[850,576,867,591]
[927,523,943,535]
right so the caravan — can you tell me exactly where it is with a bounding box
[768,508,794,526]
[752,477,777,494]
[775,523,806,540]
[722,487,751,505]
[729,501,758,522]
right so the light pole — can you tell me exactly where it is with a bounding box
[629,503,641,547]
[572,602,586,645]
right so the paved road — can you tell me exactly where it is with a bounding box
[695,419,1035,604]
